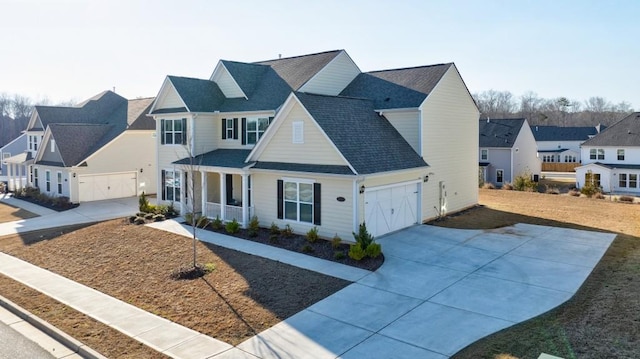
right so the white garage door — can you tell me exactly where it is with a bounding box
[78,172,137,202]
[364,181,419,237]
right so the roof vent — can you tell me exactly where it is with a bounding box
[384,97,390,102]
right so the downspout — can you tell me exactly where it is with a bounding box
[353,176,365,234]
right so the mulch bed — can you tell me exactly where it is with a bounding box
[11,194,78,211]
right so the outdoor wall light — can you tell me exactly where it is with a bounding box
[424,175,429,183]
[72,173,76,178]
[359,185,365,194]
[140,168,144,173]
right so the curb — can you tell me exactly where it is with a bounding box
[0,294,107,359]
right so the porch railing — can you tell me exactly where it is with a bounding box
[204,202,253,225]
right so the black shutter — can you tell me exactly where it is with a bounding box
[184,172,188,199]
[241,118,247,145]
[226,174,233,205]
[181,118,187,145]
[268,116,274,125]
[221,118,226,139]
[277,180,283,219]
[161,170,166,200]
[233,118,239,140]
[313,183,321,225]
[160,119,166,145]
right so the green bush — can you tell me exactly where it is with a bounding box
[225,219,240,234]
[365,242,382,258]
[334,251,346,260]
[184,212,195,225]
[580,182,600,198]
[348,244,366,260]
[306,227,319,243]
[270,222,281,235]
[282,224,294,238]
[248,216,260,237]
[269,234,279,243]
[353,222,374,250]
[513,172,538,192]
[211,216,223,230]
[301,244,314,253]
[139,192,151,212]
[331,234,342,249]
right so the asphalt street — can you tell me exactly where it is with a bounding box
[0,321,54,359]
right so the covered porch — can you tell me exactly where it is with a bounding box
[3,152,32,192]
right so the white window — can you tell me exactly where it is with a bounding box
[496,169,504,183]
[161,118,186,145]
[617,149,625,161]
[284,180,314,223]
[480,149,488,161]
[45,170,51,192]
[246,117,270,145]
[225,118,235,139]
[619,173,627,188]
[34,168,38,188]
[57,172,62,194]
[51,139,56,152]
[590,148,605,160]
[28,135,40,151]
[162,170,181,202]
[630,174,638,188]
[2,152,10,164]
[292,121,304,144]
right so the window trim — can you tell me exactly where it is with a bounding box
[34,168,38,188]
[244,117,271,145]
[617,149,625,161]
[161,169,181,202]
[292,121,304,144]
[277,178,321,225]
[45,170,51,192]
[619,173,627,188]
[160,118,187,145]
[480,148,488,161]
[629,173,637,188]
[496,169,504,183]
[56,171,62,194]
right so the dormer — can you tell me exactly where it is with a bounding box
[210,61,247,99]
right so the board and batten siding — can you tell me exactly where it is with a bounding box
[420,66,479,220]
[299,51,360,96]
[383,110,420,154]
[212,65,244,98]
[156,81,185,110]
[251,172,354,240]
[358,169,425,225]
[257,102,348,166]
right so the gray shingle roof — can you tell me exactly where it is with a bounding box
[295,92,427,175]
[581,112,640,147]
[251,162,354,175]
[127,97,156,130]
[34,91,127,129]
[48,123,113,166]
[479,118,525,148]
[254,50,342,90]
[531,125,601,141]
[173,149,252,169]
[340,63,452,109]
[165,76,226,113]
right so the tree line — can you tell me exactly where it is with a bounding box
[473,90,634,127]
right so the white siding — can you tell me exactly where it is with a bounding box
[383,110,420,153]
[299,51,360,96]
[212,65,245,98]
[155,81,185,110]
[420,66,479,220]
[251,172,354,240]
[511,120,541,179]
[581,146,640,166]
[157,115,190,205]
[257,102,348,166]
[32,164,71,200]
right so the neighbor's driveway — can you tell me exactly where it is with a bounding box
[236,224,616,358]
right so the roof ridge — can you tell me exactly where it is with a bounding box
[296,91,373,103]
[168,75,210,82]
[367,62,453,74]
[254,49,342,64]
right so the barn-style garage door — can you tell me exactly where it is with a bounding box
[364,181,420,237]
[78,172,137,202]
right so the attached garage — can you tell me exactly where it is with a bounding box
[364,181,420,237]
[78,172,137,202]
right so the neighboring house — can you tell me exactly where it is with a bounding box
[576,112,640,194]
[4,91,157,202]
[479,118,541,186]
[532,125,604,170]
[149,49,479,239]
[0,133,27,185]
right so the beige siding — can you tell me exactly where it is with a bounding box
[82,131,157,195]
[212,65,244,98]
[193,114,219,155]
[156,81,185,110]
[257,102,348,166]
[420,66,479,221]
[252,172,354,240]
[299,51,360,96]
[217,112,275,150]
[383,110,420,153]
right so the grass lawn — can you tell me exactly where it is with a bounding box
[0,202,38,222]
[0,220,349,356]
[437,189,640,359]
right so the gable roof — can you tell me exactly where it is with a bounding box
[340,63,452,109]
[479,118,526,148]
[254,50,342,90]
[48,123,113,166]
[581,112,640,147]
[532,125,602,141]
[126,97,156,130]
[293,92,427,175]
[166,76,226,113]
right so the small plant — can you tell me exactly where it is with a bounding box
[282,224,294,238]
[248,216,260,237]
[349,222,381,260]
[138,192,151,212]
[568,189,581,197]
[301,244,314,253]
[225,219,240,234]
[269,234,279,243]
[513,172,538,192]
[580,182,600,198]
[353,222,374,250]
[482,182,496,190]
[203,262,216,273]
[166,203,178,217]
[306,227,319,243]
[501,182,514,190]
[270,222,281,235]
[331,234,342,249]
[211,216,224,230]
[184,212,195,225]
[334,251,346,260]
[348,244,366,260]
[365,242,382,258]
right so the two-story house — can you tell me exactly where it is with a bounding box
[576,112,640,194]
[479,118,541,186]
[4,91,157,202]
[532,125,604,171]
[149,50,479,239]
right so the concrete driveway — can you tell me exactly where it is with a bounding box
[237,224,616,358]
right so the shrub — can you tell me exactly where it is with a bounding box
[225,219,240,234]
[501,182,514,190]
[331,234,342,249]
[365,242,382,258]
[353,222,374,250]
[348,244,366,260]
[269,234,279,243]
[580,182,600,198]
[211,216,224,230]
[154,205,169,215]
[619,195,634,203]
[184,212,195,225]
[513,172,538,192]
[139,192,150,212]
[306,227,319,243]
[270,222,280,235]
[545,185,560,195]
[301,244,314,253]
[282,224,294,238]
[568,189,581,197]
[334,251,346,260]
[248,216,260,237]
[166,203,178,217]
[482,182,496,190]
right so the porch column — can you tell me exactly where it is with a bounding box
[7,163,14,191]
[16,164,23,191]
[241,174,249,228]
[201,171,208,218]
[219,172,226,220]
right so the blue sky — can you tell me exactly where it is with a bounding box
[1,0,638,109]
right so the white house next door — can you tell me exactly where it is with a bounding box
[364,182,419,237]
